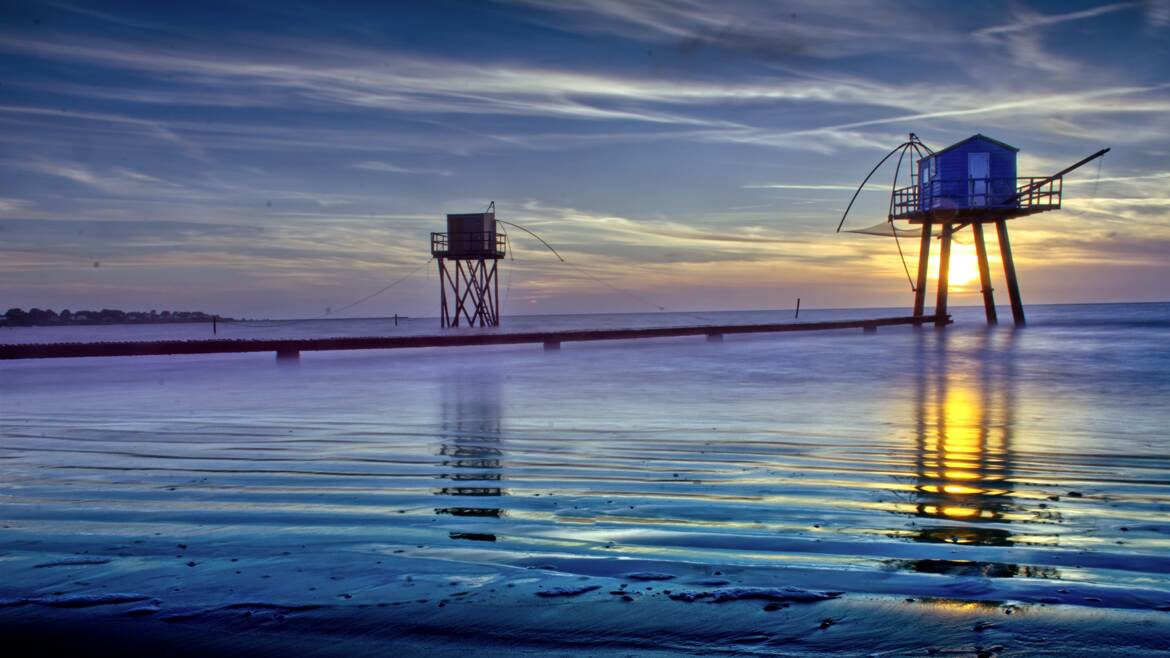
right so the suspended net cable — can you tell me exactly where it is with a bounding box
[496,219,673,314]
[1043,149,1104,218]
[562,260,667,312]
[222,257,433,328]
[904,140,937,285]
[838,135,932,292]
[499,218,761,326]
[887,143,917,291]
[497,224,517,310]
[845,222,922,237]
[891,224,916,291]
[836,139,917,233]
[496,220,565,262]
[1093,152,1104,199]
[498,218,669,311]
[1063,152,1107,218]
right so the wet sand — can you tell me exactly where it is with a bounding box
[2,304,1169,656]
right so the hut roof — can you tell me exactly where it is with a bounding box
[928,134,1019,158]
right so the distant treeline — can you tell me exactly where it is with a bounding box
[2,307,226,327]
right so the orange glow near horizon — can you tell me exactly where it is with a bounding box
[928,241,981,288]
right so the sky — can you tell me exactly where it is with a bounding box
[1,0,1169,319]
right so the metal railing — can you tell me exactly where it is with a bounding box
[892,186,919,217]
[892,177,1063,217]
[431,232,507,258]
[1013,176,1062,210]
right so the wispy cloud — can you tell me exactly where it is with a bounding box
[12,159,193,197]
[1,28,1166,160]
[973,3,1136,76]
[744,183,863,191]
[349,161,453,176]
[1149,0,1170,26]
[1063,170,1170,186]
[0,2,1167,311]
[0,196,35,215]
[508,0,947,59]
[974,3,1134,37]
[743,183,888,192]
[0,105,208,160]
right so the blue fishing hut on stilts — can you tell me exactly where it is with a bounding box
[840,133,1109,327]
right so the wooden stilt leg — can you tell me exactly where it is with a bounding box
[995,220,1026,326]
[491,258,500,325]
[972,223,998,325]
[913,222,933,319]
[442,258,503,329]
[453,261,462,327]
[438,259,449,328]
[935,224,952,327]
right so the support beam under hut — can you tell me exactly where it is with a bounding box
[431,208,507,328]
[971,222,998,325]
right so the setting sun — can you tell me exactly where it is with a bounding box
[928,241,982,288]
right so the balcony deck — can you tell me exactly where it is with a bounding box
[892,176,1062,223]
[431,232,507,259]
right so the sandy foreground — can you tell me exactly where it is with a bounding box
[3,305,1169,655]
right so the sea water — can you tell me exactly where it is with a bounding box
[1,303,1168,656]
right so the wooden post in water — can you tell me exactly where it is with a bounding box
[913,222,933,319]
[934,224,952,327]
[972,223,998,325]
[995,219,1026,326]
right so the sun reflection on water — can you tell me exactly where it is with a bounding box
[880,330,1070,578]
[910,330,1018,545]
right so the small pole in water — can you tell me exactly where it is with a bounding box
[213,315,218,335]
[795,298,801,319]
[394,313,398,327]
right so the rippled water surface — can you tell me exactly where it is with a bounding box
[2,303,1169,656]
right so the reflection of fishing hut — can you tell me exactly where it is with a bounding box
[910,331,1017,546]
[435,369,504,525]
[896,332,1062,578]
[430,205,507,328]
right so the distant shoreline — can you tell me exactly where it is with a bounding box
[0,314,419,328]
[3,300,1166,328]
[0,319,222,328]
[1,308,226,328]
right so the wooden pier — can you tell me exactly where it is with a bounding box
[0,315,947,360]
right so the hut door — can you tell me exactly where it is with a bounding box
[968,152,990,207]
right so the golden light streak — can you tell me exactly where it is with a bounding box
[928,241,980,287]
